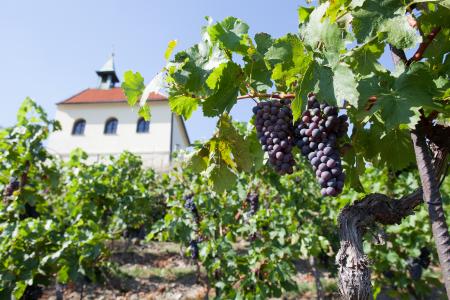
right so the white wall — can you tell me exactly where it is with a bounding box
[47,101,173,171]
[171,115,190,153]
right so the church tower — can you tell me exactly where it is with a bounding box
[96,54,119,89]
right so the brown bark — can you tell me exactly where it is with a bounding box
[336,147,447,300]
[411,127,450,296]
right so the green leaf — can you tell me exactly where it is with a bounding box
[347,39,385,75]
[169,41,228,95]
[205,162,237,193]
[254,32,274,54]
[300,3,345,55]
[364,63,440,129]
[217,116,255,172]
[380,16,422,49]
[265,34,312,89]
[164,39,177,60]
[333,63,360,108]
[202,62,242,117]
[352,0,404,43]
[138,104,151,121]
[379,128,415,170]
[122,71,145,106]
[207,17,250,54]
[298,6,314,23]
[169,95,199,120]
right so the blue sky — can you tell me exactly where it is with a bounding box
[0,0,306,141]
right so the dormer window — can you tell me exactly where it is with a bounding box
[136,117,150,133]
[104,118,118,135]
[72,119,86,135]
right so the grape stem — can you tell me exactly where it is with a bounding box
[237,93,295,100]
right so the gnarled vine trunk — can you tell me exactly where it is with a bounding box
[336,146,447,300]
[411,127,450,296]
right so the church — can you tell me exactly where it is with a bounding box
[47,56,190,171]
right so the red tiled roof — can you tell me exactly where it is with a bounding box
[58,88,167,104]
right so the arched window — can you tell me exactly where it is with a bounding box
[104,118,118,135]
[72,119,86,135]
[136,117,150,133]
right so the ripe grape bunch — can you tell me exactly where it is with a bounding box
[189,239,199,260]
[246,192,259,216]
[253,99,295,175]
[184,194,200,225]
[294,93,348,196]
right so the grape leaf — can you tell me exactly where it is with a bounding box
[243,53,273,92]
[379,128,415,170]
[202,62,242,117]
[217,115,258,172]
[254,32,274,54]
[207,16,250,55]
[298,6,314,23]
[188,147,209,173]
[169,95,199,120]
[356,121,415,170]
[380,16,422,49]
[300,2,345,55]
[347,39,385,75]
[333,63,360,108]
[138,104,151,121]
[351,0,404,43]
[169,41,228,95]
[265,34,312,90]
[372,63,438,129]
[122,71,145,106]
[164,40,177,60]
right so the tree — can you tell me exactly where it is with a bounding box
[124,1,450,298]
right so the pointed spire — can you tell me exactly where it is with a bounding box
[96,53,119,89]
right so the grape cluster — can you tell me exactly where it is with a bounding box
[246,192,259,216]
[189,239,199,260]
[184,194,200,225]
[253,99,295,175]
[294,93,348,196]
[407,247,431,280]
[418,247,431,269]
[3,177,19,198]
[408,258,423,280]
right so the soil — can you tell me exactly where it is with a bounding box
[39,240,338,300]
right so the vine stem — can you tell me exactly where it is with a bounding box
[410,125,450,296]
[407,27,441,65]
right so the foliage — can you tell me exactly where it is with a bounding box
[150,157,339,298]
[151,156,449,298]
[0,99,165,298]
[121,1,450,297]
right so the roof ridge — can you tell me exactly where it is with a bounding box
[57,87,167,105]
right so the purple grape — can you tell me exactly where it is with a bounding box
[321,171,331,181]
[326,159,336,168]
[324,147,332,156]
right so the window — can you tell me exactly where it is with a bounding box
[136,117,150,133]
[104,118,118,135]
[72,119,86,135]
